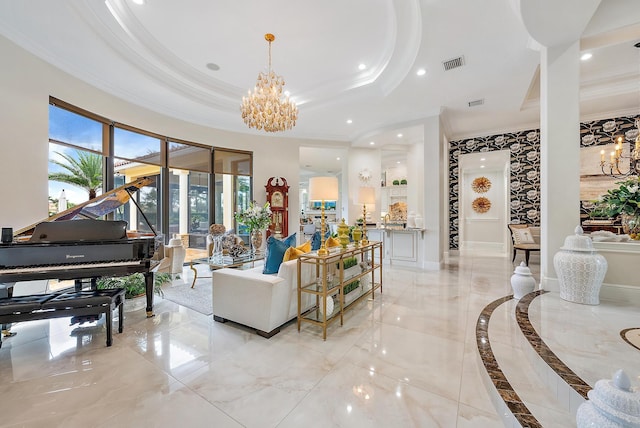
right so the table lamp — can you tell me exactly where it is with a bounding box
[358,187,376,245]
[309,176,339,255]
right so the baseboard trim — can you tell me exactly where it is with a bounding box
[540,276,640,304]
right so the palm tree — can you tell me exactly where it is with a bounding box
[49,150,102,200]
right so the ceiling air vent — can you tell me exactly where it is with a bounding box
[468,99,484,107]
[442,56,465,71]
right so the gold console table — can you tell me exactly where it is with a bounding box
[297,241,383,340]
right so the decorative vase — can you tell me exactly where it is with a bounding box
[576,370,640,428]
[337,219,350,249]
[621,213,640,235]
[407,211,416,228]
[414,214,423,229]
[510,262,536,299]
[553,226,607,305]
[250,230,263,254]
[352,228,362,246]
[212,235,223,260]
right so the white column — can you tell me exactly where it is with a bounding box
[422,115,445,269]
[176,170,190,237]
[539,41,581,290]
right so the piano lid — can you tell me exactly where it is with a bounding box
[14,176,154,238]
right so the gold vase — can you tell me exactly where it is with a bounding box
[250,230,263,254]
[352,228,362,246]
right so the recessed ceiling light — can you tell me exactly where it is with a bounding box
[346,119,353,124]
[131,0,145,4]
[369,141,375,145]
[206,63,220,71]
[480,165,485,168]
[396,161,400,164]
[358,63,366,71]
[284,90,290,97]
[336,157,340,161]
[416,68,426,76]
[397,133,403,138]
[580,53,592,61]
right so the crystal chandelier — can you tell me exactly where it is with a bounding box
[240,33,298,132]
[599,119,640,178]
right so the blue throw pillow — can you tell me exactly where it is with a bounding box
[311,231,321,251]
[311,230,331,251]
[263,233,297,274]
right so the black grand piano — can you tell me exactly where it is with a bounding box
[0,177,158,320]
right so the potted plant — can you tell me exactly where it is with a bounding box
[591,177,640,238]
[97,272,172,299]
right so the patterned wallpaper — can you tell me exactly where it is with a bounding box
[448,114,639,250]
[449,129,540,249]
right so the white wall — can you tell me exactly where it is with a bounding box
[0,35,347,237]
[347,148,381,225]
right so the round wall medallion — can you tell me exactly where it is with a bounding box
[471,176,491,193]
[358,168,371,183]
[472,197,491,213]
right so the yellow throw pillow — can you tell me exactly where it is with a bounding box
[325,236,340,248]
[298,240,311,253]
[283,246,305,262]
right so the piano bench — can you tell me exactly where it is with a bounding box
[0,288,126,349]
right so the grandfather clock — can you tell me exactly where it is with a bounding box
[265,177,289,238]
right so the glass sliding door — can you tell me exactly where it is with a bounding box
[213,149,252,243]
[168,141,212,249]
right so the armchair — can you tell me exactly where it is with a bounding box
[154,238,186,276]
[508,224,540,266]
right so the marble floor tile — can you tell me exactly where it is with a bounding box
[0,253,637,428]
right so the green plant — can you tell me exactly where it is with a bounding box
[338,257,358,270]
[590,177,640,218]
[234,201,272,233]
[343,279,360,295]
[49,150,103,200]
[392,179,400,186]
[400,179,407,185]
[97,272,171,299]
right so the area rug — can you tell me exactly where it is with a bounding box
[621,328,640,351]
[160,280,213,316]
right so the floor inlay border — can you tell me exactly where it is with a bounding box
[620,328,640,352]
[476,295,542,428]
[515,290,591,399]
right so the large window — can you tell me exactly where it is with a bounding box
[213,150,252,240]
[47,98,253,253]
[48,104,104,214]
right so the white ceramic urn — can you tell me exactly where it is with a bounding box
[510,262,536,299]
[576,369,640,427]
[414,214,424,229]
[553,226,607,305]
[407,211,416,228]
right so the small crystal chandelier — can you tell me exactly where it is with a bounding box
[598,42,640,178]
[240,33,298,132]
[599,119,640,178]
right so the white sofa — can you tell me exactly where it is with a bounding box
[211,259,315,337]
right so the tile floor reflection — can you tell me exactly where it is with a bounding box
[0,254,638,427]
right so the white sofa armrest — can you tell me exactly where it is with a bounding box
[212,268,287,334]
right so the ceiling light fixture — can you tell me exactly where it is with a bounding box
[580,52,593,61]
[358,64,367,70]
[131,0,145,4]
[241,33,298,132]
[369,141,375,145]
[416,68,426,76]
[347,119,353,124]
[397,133,403,138]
